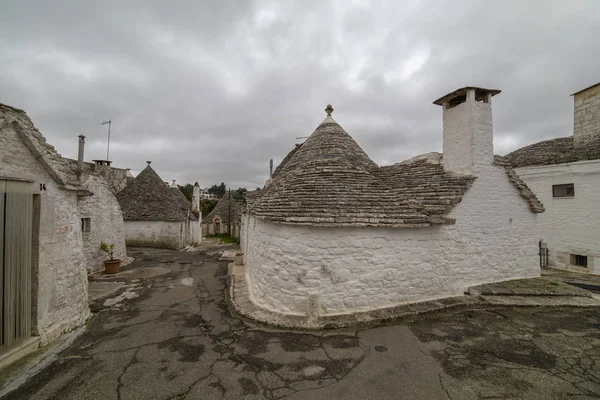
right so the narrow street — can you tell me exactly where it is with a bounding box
[3,248,600,400]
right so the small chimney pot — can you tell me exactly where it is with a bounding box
[77,135,86,177]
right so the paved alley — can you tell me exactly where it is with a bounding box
[2,248,600,400]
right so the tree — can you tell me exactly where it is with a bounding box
[201,199,219,216]
[178,184,194,202]
[208,182,226,197]
[231,188,247,200]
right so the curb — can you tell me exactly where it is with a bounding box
[227,264,600,330]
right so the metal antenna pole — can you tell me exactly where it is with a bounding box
[101,120,112,160]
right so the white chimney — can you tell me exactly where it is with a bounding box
[434,87,500,175]
[192,182,200,213]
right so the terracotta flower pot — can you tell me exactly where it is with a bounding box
[103,259,122,274]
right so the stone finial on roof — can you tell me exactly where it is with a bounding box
[325,104,334,116]
[146,161,152,165]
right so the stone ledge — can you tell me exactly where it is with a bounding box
[0,337,40,370]
[481,295,600,307]
[467,277,593,297]
[228,265,600,330]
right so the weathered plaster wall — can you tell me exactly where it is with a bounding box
[182,217,201,245]
[124,220,184,249]
[203,221,239,238]
[244,163,540,316]
[78,174,127,273]
[515,160,600,274]
[191,218,202,245]
[0,123,90,344]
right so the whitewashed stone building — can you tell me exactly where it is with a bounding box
[506,82,600,274]
[203,193,241,238]
[117,163,201,249]
[0,103,128,362]
[241,88,544,318]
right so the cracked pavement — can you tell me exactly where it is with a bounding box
[2,247,600,399]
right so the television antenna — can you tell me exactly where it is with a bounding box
[101,120,112,160]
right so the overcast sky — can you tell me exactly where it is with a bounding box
[1,1,599,188]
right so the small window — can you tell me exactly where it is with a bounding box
[570,254,588,267]
[553,184,574,198]
[81,218,91,233]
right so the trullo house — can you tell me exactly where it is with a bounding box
[241,87,545,317]
[0,103,128,364]
[117,163,200,249]
[506,82,600,274]
[203,192,242,238]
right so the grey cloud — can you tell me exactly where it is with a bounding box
[1,0,599,188]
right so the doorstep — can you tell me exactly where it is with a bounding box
[0,337,40,370]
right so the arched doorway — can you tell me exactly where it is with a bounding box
[213,216,221,235]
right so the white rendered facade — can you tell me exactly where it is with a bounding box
[241,88,542,318]
[515,160,600,274]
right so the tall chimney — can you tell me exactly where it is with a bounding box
[269,158,273,177]
[433,87,501,175]
[77,135,86,177]
[572,82,600,155]
[192,182,200,213]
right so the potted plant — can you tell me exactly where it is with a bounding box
[100,242,121,274]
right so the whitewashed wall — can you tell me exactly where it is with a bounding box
[244,162,540,316]
[515,160,600,273]
[124,220,184,249]
[78,174,127,273]
[0,123,90,344]
[190,217,202,245]
[442,92,493,176]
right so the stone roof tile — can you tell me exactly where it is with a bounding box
[0,103,128,194]
[505,135,600,168]
[248,110,476,227]
[116,165,193,221]
[494,156,545,213]
[203,193,241,224]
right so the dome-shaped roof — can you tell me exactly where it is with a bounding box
[248,107,474,227]
[249,105,542,226]
[117,165,193,221]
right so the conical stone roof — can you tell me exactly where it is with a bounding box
[248,105,477,227]
[203,193,241,225]
[117,164,193,221]
[171,187,197,221]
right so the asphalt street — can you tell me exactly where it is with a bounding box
[2,247,599,400]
